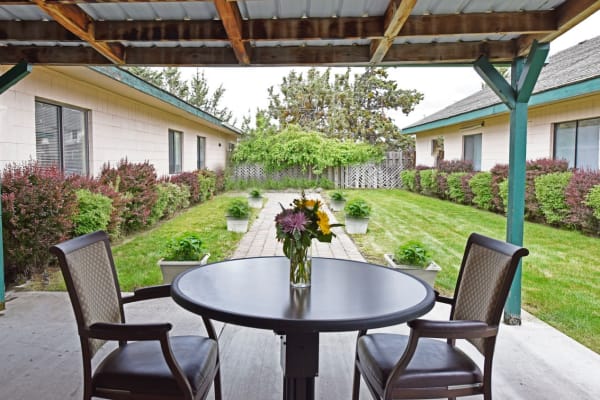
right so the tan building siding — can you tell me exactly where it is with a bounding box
[0,66,237,176]
[414,92,600,171]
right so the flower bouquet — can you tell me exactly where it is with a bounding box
[275,191,342,287]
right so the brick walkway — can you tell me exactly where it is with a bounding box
[232,191,366,261]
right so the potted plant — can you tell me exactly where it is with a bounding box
[383,240,441,286]
[248,189,264,209]
[344,198,371,234]
[226,198,250,232]
[158,232,210,283]
[329,191,347,212]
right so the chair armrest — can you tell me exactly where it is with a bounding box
[122,284,171,304]
[407,319,498,339]
[86,322,172,341]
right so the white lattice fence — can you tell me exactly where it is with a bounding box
[231,151,408,189]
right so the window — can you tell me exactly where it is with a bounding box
[554,118,599,170]
[463,133,482,171]
[197,136,206,170]
[35,100,88,176]
[169,129,183,174]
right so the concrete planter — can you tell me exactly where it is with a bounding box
[383,253,441,287]
[329,199,346,212]
[248,196,263,209]
[158,253,210,283]
[345,216,369,234]
[226,216,249,233]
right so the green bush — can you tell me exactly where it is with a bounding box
[393,240,431,268]
[400,170,417,191]
[469,172,494,210]
[330,191,346,201]
[585,185,600,220]
[419,169,438,196]
[499,179,509,211]
[535,172,573,225]
[226,176,334,190]
[345,198,371,218]
[160,232,206,261]
[73,189,113,235]
[447,172,467,203]
[198,170,216,201]
[226,199,250,218]
[149,182,190,224]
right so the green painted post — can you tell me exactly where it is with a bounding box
[504,57,527,324]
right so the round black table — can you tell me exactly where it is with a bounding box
[171,256,435,400]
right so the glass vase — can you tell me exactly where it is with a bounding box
[289,243,312,288]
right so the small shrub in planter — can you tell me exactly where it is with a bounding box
[383,240,441,287]
[329,191,347,211]
[158,232,210,283]
[248,189,264,208]
[226,199,250,232]
[344,198,371,234]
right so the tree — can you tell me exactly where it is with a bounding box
[264,67,423,149]
[126,67,233,123]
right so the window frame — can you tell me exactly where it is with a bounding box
[197,135,206,170]
[35,99,90,176]
[553,117,600,170]
[463,133,482,171]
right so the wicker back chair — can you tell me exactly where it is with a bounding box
[51,231,222,400]
[352,233,528,400]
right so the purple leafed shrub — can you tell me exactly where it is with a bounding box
[437,159,473,174]
[1,162,77,280]
[170,171,202,204]
[490,164,509,212]
[565,170,600,234]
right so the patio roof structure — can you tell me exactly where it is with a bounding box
[1,0,599,321]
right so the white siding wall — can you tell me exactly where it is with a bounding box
[414,92,600,171]
[0,66,236,176]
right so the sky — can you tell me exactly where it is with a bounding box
[181,10,600,129]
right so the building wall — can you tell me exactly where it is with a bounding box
[0,66,236,176]
[414,92,600,170]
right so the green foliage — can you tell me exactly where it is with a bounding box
[226,176,335,191]
[469,172,494,210]
[330,191,346,201]
[345,198,371,218]
[499,179,509,211]
[197,170,216,201]
[232,125,382,174]
[226,199,250,218]
[160,232,206,261]
[446,172,467,203]
[535,172,573,225]
[400,170,417,191]
[249,189,262,198]
[73,189,113,235]
[585,185,600,220]
[393,240,431,268]
[149,182,190,224]
[419,169,438,195]
[263,67,423,150]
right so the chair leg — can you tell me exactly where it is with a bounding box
[352,362,361,400]
[213,369,223,400]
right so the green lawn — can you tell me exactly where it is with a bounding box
[110,194,254,292]
[335,189,600,353]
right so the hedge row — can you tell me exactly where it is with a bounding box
[401,158,600,235]
[1,160,223,283]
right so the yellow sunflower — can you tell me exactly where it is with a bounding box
[317,210,331,234]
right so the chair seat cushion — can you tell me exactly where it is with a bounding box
[357,333,482,390]
[93,335,218,396]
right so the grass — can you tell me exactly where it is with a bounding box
[333,189,600,353]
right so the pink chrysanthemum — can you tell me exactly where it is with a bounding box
[279,211,308,234]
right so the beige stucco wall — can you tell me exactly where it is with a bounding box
[414,92,600,170]
[0,66,237,176]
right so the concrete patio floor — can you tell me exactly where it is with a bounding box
[1,191,599,399]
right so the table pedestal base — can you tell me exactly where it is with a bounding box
[279,332,319,400]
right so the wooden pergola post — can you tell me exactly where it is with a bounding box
[474,41,549,325]
[0,60,32,312]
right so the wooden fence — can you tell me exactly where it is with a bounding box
[231,151,411,189]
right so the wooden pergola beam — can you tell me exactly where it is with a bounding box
[370,0,417,64]
[213,0,251,65]
[31,0,125,64]
[0,40,518,66]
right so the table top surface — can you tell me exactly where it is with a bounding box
[171,256,435,332]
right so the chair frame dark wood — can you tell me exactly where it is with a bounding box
[352,232,529,400]
[50,231,222,400]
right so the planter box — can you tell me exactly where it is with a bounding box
[345,216,369,234]
[383,253,441,287]
[158,253,210,284]
[329,199,346,212]
[227,217,249,233]
[248,196,263,209]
